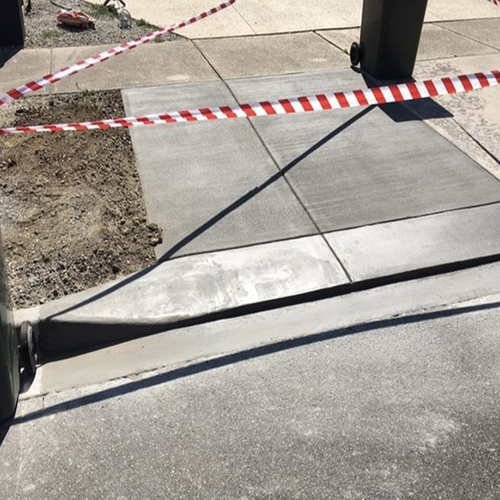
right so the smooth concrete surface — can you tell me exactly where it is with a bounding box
[411,53,500,181]
[49,41,218,94]
[23,261,500,397]
[122,81,318,258]
[318,23,496,61]
[3,292,500,499]
[0,48,51,95]
[233,0,363,34]
[228,70,500,232]
[106,0,256,38]
[326,203,500,282]
[426,0,500,22]
[88,0,500,38]
[34,236,348,356]
[438,18,500,50]
[195,32,349,79]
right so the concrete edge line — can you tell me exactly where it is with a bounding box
[17,250,500,361]
[21,259,500,399]
[12,201,500,359]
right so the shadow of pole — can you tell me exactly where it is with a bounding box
[45,106,375,323]
[12,299,500,428]
[0,47,22,70]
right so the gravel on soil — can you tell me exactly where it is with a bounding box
[23,0,185,49]
[0,91,161,309]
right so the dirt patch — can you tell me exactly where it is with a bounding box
[0,91,160,309]
[23,0,184,49]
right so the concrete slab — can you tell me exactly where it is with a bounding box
[91,0,500,38]
[0,48,51,96]
[49,41,218,94]
[195,32,348,79]
[122,81,317,258]
[33,235,348,356]
[23,261,500,397]
[233,0,363,34]
[437,18,500,50]
[326,204,500,282]
[410,53,500,181]
[227,70,500,232]
[105,0,255,38]
[318,23,496,62]
[426,0,500,21]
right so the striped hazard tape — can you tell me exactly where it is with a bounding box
[0,0,241,107]
[1,70,499,135]
[486,0,500,6]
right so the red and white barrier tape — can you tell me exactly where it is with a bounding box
[0,0,240,107]
[486,0,499,6]
[1,70,499,135]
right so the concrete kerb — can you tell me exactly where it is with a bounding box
[15,246,500,361]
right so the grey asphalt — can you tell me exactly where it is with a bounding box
[2,291,500,499]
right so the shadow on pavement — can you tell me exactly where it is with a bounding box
[45,106,375,324]
[0,413,14,448]
[0,47,21,69]
[12,298,500,428]
[359,70,454,122]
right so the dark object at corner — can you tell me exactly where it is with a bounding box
[0,226,38,422]
[0,0,26,47]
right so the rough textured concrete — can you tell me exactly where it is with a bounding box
[318,23,496,62]
[0,48,50,95]
[3,292,500,499]
[437,18,500,50]
[228,70,500,232]
[33,236,348,356]
[49,41,218,94]
[326,204,500,282]
[23,262,500,397]
[410,53,500,181]
[122,81,318,258]
[196,32,348,79]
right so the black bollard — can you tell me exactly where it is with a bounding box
[351,0,429,79]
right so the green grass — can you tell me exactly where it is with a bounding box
[42,29,62,39]
[136,18,161,30]
[88,3,118,18]
[78,89,95,99]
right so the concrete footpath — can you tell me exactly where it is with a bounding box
[3,13,500,357]
[2,3,500,498]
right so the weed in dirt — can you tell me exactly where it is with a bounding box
[42,29,62,38]
[136,18,161,30]
[78,89,95,99]
[89,3,118,18]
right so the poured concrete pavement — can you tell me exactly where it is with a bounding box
[22,65,500,358]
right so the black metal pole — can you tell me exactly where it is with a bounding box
[0,0,26,47]
[351,0,429,79]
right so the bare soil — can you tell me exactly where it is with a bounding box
[23,0,184,49]
[0,91,160,309]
